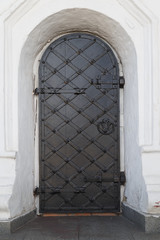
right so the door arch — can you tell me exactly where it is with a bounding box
[38,33,120,213]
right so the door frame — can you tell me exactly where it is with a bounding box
[33,31,124,214]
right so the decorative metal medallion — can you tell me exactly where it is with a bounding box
[97,119,115,135]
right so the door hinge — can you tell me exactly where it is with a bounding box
[33,187,40,196]
[33,88,39,95]
[119,77,125,88]
[120,171,126,185]
[33,88,86,95]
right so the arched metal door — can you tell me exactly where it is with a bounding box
[38,33,120,213]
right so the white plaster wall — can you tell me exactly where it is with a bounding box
[16,6,139,218]
[8,57,36,217]
[0,0,160,220]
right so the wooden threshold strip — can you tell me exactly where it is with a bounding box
[43,212,120,217]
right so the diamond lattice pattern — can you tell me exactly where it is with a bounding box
[39,33,119,213]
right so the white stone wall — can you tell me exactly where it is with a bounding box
[0,0,160,220]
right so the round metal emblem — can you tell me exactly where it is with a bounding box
[97,119,115,135]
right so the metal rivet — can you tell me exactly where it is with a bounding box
[77,148,82,153]
[78,109,81,114]
[90,59,95,65]
[90,158,95,163]
[42,61,45,64]
[65,158,70,163]
[77,129,82,134]
[64,79,69,84]
[65,59,70,64]
[52,149,56,153]
[77,70,82,75]
[65,138,70,143]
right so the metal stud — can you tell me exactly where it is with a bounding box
[90,59,95,65]
[77,70,82,75]
[65,158,70,163]
[90,158,96,163]
[65,138,70,143]
[77,148,82,153]
[90,119,94,124]
[77,129,82,134]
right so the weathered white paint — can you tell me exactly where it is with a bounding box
[0,0,160,221]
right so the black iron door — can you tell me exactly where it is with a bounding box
[38,33,120,213]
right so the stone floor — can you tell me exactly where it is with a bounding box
[1,216,160,240]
